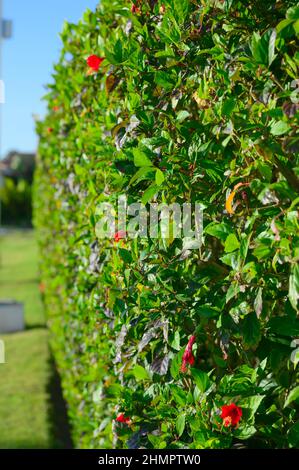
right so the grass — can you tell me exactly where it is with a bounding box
[0,231,44,327]
[0,230,72,449]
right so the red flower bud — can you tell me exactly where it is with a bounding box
[131,4,141,14]
[114,230,126,242]
[181,335,196,372]
[221,403,242,428]
[87,55,105,72]
[116,413,131,424]
[241,191,247,201]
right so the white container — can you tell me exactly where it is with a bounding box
[0,301,25,333]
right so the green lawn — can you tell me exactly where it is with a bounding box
[0,230,71,449]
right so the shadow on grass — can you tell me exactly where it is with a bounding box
[26,324,47,330]
[47,355,73,449]
[0,279,41,285]
[0,354,73,450]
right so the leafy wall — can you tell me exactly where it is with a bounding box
[35,0,299,449]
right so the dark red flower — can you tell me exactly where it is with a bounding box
[181,335,196,372]
[221,403,242,428]
[114,230,126,242]
[131,4,141,14]
[87,55,105,72]
[47,127,53,134]
[116,413,131,424]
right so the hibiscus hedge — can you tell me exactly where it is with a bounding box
[34,0,299,449]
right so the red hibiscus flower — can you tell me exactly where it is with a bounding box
[86,55,105,72]
[181,335,196,372]
[114,230,126,242]
[116,413,131,424]
[221,403,242,428]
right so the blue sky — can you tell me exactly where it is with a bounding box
[1,0,99,158]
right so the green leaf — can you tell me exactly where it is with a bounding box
[287,6,299,21]
[270,120,291,136]
[239,233,251,262]
[191,369,210,393]
[235,425,257,440]
[155,46,175,58]
[222,98,236,117]
[176,110,190,123]
[171,331,181,351]
[129,166,155,186]
[176,413,186,437]
[288,421,299,447]
[155,169,165,186]
[226,283,240,303]
[224,233,240,253]
[170,350,184,379]
[291,344,299,367]
[289,263,299,311]
[141,185,158,205]
[154,71,176,91]
[267,29,277,66]
[118,248,132,264]
[220,252,239,269]
[269,317,299,336]
[284,386,299,408]
[156,14,181,46]
[104,39,124,65]
[276,18,293,35]
[254,288,263,317]
[205,222,232,242]
[148,433,166,448]
[195,305,220,318]
[293,19,299,35]
[247,395,264,415]
[133,148,153,167]
[115,39,123,60]
[242,313,261,347]
[253,240,272,260]
[169,384,187,406]
[131,365,150,381]
[250,29,276,67]
[172,0,190,23]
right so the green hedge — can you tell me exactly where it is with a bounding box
[35,0,299,449]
